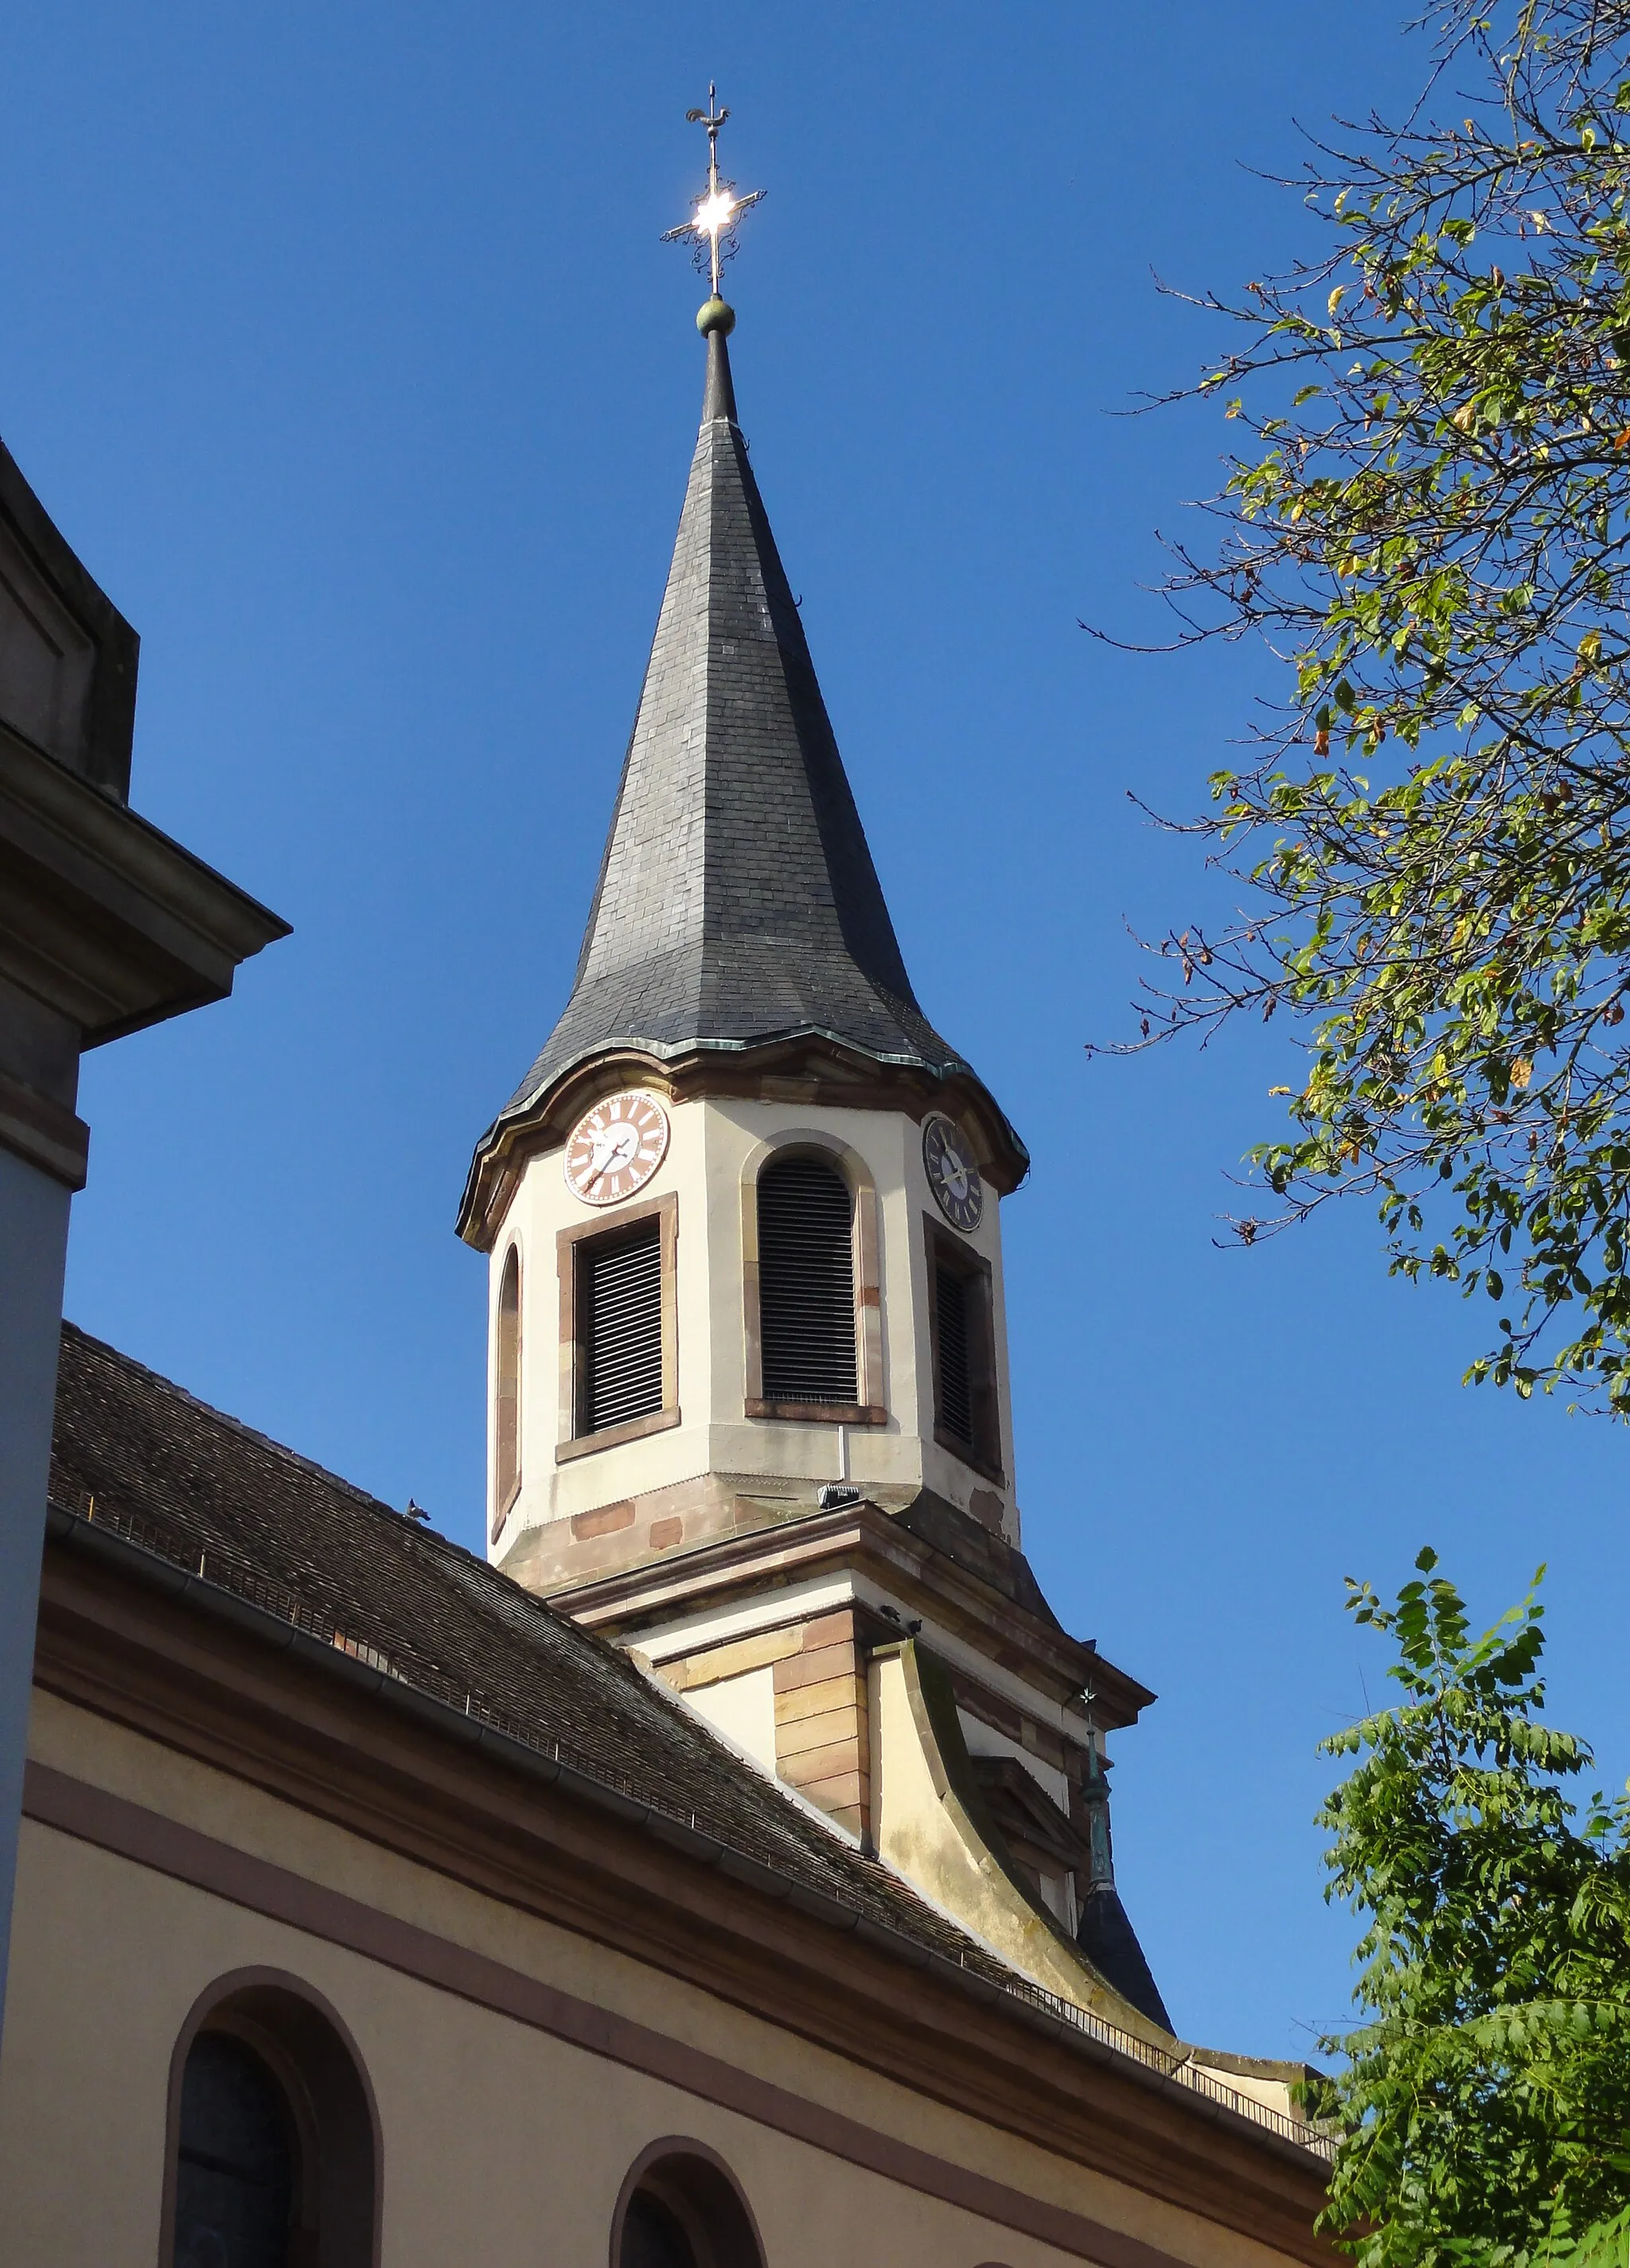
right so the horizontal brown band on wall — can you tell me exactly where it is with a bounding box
[24,1759,1196,2268]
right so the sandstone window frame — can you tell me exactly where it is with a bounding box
[740,1129,886,1426]
[556,1191,680,1463]
[924,1214,1004,1485]
[492,1240,523,1541]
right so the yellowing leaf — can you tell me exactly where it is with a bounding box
[1511,1058,1534,1090]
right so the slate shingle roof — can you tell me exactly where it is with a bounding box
[491,327,972,1128]
[45,1320,1016,1975]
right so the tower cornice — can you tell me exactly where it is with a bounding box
[537,1491,1156,1731]
[458,1032,1027,1250]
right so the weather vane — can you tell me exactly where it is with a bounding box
[661,85,764,298]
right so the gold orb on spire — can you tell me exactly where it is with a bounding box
[661,84,764,304]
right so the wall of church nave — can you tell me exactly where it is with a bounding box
[0,1818,1303,2268]
[0,1697,1319,2268]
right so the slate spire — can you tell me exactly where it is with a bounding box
[497,311,972,1117]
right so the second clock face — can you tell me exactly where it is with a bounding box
[923,1113,985,1232]
[563,1089,671,1207]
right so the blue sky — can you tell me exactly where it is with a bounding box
[14,1,1625,2060]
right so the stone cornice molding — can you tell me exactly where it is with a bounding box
[457,1036,1026,1252]
[0,1063,89,1189]
[0,724,289,1046]
[553,1494,1154,1729]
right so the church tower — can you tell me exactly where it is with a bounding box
[460,294,1031,1555]
[458,134,1176,2041]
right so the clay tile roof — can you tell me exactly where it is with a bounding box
[45,1320,1016,1977]
[44,1323,1339,2165]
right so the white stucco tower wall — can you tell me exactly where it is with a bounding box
[484,1086,1020,1576]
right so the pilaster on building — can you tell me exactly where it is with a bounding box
[0,434,287,2042]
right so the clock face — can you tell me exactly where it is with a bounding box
[923,1113,985,1232]
[563,1089,671,1207]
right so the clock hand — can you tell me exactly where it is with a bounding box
[583,1129,639,1187]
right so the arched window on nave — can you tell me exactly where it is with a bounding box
[615,2145,765,2268]
[166,1976,378,2268]
[173,2030,295,2268]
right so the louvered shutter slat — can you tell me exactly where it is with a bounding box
[582,1225,664,1433]
[758,1158,858,1405]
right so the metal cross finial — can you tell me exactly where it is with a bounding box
[661,84,764,297]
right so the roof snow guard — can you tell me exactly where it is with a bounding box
[464,320,1025,1215]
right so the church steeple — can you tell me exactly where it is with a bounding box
[497,310,978,1124]
[458,123,1039,1563]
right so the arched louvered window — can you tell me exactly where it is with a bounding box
[757,1153,858,1407]
[495,1245,521,1519]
